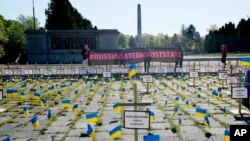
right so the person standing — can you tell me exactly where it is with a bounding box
[221,44,228,66]
[81,44,90,67]
[173,41,183,71]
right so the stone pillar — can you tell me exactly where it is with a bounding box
[137,4,143,48]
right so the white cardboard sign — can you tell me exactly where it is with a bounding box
[232,87,248,99]
[142,75,153,83]
[190,72,198,78]
[226,77,237,85]
[24,69,33,75]
[44,70,52,76]
[219,73,228,80]
[124,111,150,129]
[103,72,111,78]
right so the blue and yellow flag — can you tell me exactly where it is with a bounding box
[47,109,52,120]
[128,64,136,78]
[195,107,207,118]
[113,103,122,112]
[174,97,180,105]
[185,101,190,108]
[20,92,25,99]
[89,89,95,95]
[31,115,40,128]
[240,57,250,66]
[61,99,71,108]
[146,108,155,122]
[109,125,122,140]
[178,117,182,126]
[87,124,96,138]
[211,91,218,99]
[60,84,66,91]
[48,85,54,91]
[86,113,98,123]
[23,105,29,115]
[222,107,227,117]
[72,104,78,113]
[57,91,62,97]
[172,107,179,117]
[34,92,41,100]
[204,116,211,128]
[6,89,18,98]
[224,129,230,141]
[40,98,47,107]
[3,137,12,141]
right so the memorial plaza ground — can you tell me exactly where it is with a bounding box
[0,59,249,141]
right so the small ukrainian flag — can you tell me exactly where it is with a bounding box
[40,98,47,107]
[172,107,179,117]
[224,129,230,141]
[178,117,182,125]
[174,97,180,105]
[87,124,96,138]
[211,91,218,99]
[204,116,211,128]
[61,99,71,108]
[240,57,250,66]
[31,115,40,128]
[195,107,207,118]
[128,64,136,78]
[57,91,62,97]
[60,84,66,91]
[146,108,155,122]
[86,113,98,123]
[89,89,95,95]
[72,104,78,113]
[47,109,52,120]
[109,125,122,140]
[113,103,122,112]
[222,107,227,117]
[185,101,190,109]
[23,105,29,115]
[34,92,41,100]
[20,92,26,99]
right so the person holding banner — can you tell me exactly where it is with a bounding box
[221,43,228,66]
[81,44,90,67]
[173,41,183,71]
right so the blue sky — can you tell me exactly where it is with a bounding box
[1,0,250,36]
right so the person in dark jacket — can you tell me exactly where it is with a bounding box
[174,41,183,71]
[221,44,228,66]
[81,44,90,67]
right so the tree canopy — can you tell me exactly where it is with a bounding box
[204,18,250,53]
[45,0,96,30]
[0,15,26,63]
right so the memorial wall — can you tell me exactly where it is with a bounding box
[26,29,119,64]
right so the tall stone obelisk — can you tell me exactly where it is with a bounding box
[137,4,142,48]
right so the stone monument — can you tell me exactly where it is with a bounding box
[26,29,119,64]
[137,4,143,48]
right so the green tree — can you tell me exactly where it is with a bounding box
[128,36,137,49]
[45,0,95,30]
[118,33,128,48]
[16,14,40,29]
[0,15,30,63]
[0,15,7,58]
